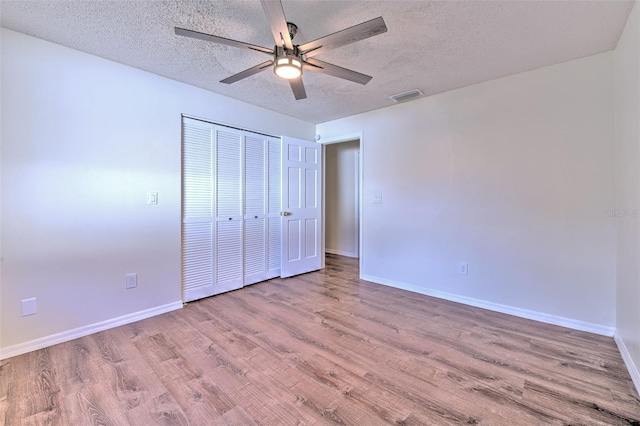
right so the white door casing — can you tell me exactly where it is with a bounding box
[281,137,322,278]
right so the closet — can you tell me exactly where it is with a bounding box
[182,117,281,302]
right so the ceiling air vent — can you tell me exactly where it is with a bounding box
[389,89,424,103]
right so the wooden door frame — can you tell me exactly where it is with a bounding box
[319,132,363,275]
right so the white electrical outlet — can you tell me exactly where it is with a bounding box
[21,298,37,316]
[373,194,382,204]
[126,273,137,289]
[459,262,468,275]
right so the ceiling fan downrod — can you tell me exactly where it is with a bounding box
[286,22,298,41]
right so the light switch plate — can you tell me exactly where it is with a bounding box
[459,262,468,275]
[147,192,158,205]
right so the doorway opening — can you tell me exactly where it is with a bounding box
[321,134,363,275]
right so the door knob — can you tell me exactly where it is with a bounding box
[282,211,293,216]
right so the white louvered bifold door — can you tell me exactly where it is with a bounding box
[243,135,267,285]
[182,117,282,302]
[266,137,282,278]
[242,134,281,284]
[215,127,244,293]
[182,118,214,302]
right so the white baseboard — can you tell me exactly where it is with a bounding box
[0,301,183,360]
[360,274,615,337]
[614,332,640,396]
[325,248,358,258]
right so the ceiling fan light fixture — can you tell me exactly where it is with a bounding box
[274,57,302,79]
[274,47,303,79]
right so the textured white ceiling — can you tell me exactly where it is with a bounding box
[1,0,634,124]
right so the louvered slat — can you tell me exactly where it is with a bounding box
[182,222,213,290]
[182,122,213,219]
[245,218,266,276]
[268,138,282,214]
[216,129,242,218]
[245,136,266,216]
[216,220,242,283]
[268,217,281,271]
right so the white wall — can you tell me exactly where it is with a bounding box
[325,140,359,257]
[614,1,640,392]
[318,52,616,333]
[0,29,315,357]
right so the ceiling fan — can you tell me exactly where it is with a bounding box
[174,0,387,100]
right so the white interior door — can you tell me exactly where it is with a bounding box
[281,136,322,278]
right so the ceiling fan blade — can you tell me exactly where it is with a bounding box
[304,58,372,85]
[220,61,274,84]
[175,27,273,55]
[289,78,307,100]
[299,17,387,58]
[260,0,293,50]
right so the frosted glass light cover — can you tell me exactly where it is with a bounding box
[274,56,302,79]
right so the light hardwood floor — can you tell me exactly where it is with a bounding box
[2,254,639,425]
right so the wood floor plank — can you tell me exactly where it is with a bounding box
[212,406,258,426]
[522,379,637,426]
[5,348,67,426]
[3,254,639,425]
[0,357,14,425]
[65,383,129,426]
[50,335,131,425]
[296,352,416,423]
